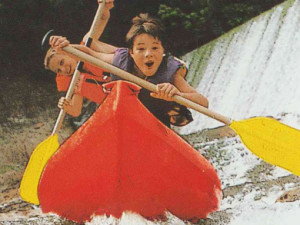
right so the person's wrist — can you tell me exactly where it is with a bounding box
[101,10,110,20]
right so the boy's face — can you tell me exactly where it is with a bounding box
[48,53,77,75]
[130,33,164,77]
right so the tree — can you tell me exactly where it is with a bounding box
[158,0,284,55]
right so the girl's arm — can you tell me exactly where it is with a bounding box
[89,39,117,54]
[83,0,117,53]
[71,44,115,64]
[151,67,209,108]
[49,1,116,54]
[85,0,114,42]
[173,68,209,107]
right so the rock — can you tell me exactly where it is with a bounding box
[276,187,300,203]
[33,122,44,129]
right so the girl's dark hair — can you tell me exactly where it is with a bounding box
[126,13,167,50]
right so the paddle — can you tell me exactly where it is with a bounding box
[61,45,300,177]
[19,1,107,205]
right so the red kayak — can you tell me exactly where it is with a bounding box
[38,81,222,223]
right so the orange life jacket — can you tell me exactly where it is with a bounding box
[56,62,111,104]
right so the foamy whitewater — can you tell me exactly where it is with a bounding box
[180,0,300,134]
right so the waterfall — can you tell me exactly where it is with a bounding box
[180,0,300,134]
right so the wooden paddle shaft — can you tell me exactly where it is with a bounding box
[63,46,232,126]
[52,1,106,135]
[88,0,107,40]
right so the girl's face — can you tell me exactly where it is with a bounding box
[130,33,164,77]
[48,53,77,75]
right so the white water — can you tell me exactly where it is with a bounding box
[181,0,300,134]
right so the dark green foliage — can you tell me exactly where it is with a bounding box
[158,0,284,55]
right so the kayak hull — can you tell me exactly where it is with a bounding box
[38,81,222,223]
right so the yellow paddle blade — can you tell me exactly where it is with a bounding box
[20,134,59,205]
[230,117,300,176]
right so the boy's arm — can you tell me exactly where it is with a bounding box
[58,94,83,117]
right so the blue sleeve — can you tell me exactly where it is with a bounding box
[111,48,131,81]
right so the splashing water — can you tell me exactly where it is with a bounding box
[181,0,300,134]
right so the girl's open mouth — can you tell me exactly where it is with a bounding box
[145,62,154,68]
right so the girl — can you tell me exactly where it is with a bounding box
[110,14,208,126]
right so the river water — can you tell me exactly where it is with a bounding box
[180,0,300,134]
